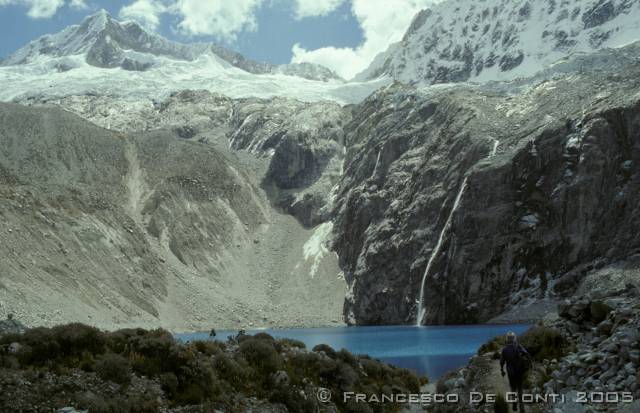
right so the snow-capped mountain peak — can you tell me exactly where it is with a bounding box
[0,11,389,104]
[356,0,640,84]
[2,10,344,81]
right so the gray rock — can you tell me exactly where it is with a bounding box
[598,367,617,383]
[624,375,636,388]
[617,401,640,413]
[0,318,26,335]
[270,370,290,387]
[604,355,619,365]
[596,319,613,336]
[624,362,636,375]
[7,342,22,354]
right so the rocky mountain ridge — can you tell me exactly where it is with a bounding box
[357,0,640,84]
[0,11,384,105]
[2,10,342,82]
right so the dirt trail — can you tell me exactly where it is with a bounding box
[487,360,512,408]
[470,354,544,413]
[123,139,148,224]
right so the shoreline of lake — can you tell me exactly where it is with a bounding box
[176,323,532,380]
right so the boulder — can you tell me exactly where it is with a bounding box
[0,317,26,335]
[270,370,290,387]
[7,342,22,354]
[596,320,613,336]
[590,301,613,323]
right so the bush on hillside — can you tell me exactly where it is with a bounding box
[1,323,422,412]
[478,326,571,362]
[96,353,131,385]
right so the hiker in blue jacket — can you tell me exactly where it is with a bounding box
[500,331,530,412]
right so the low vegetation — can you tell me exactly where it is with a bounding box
[477,325,571,362]
[0,323,421,412]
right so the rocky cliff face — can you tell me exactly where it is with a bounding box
[335,43,640,325]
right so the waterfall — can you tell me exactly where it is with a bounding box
[371,150,382,179]
[415,176,468,325]
[491,139,500,157]
[416,139,500,326]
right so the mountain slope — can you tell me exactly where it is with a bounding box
[0,11,386,104]
[356,0,640,84]
[0,102,346,330]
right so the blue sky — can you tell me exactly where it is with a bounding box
[0,0,436,79]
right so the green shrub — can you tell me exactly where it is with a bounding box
[4,323,105,367]
[76,391,160,413]
[1,323,423,411]
[287,351,326,381]
[312,344,336,358]
[269,387,318,413]
[0,355,20,369]
[391,367,421,393]
[78,351,96,372]
[125,332,190,378]
[75,392,110,413]
[344,398,374,413]
[107,328,149,353]
[159,372,179,397]
[336,349,358,368]
[239,337,283,375]
[52,323,105,356]
[519,326,569,361]
[477,335,506,355]
[174,361,219,405]
[360,357,394,383]
[276,338,306,350]
[192,340,224,356]
[12,328,61,365]
[213,354,247,388]
[332,362,359,388]
[253,332,276,342]
[479,326,570,362]
[96,353,131,385]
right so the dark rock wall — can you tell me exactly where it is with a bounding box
[333,50,640,325]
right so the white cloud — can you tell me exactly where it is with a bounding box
[291,0,439,80]
[4,0,439,79]
[0,0,83,18]
[171,0,263,41]
[26,0,64,17]
[293,0,345,19]
[69,0,86,9]
[119,0,167,31]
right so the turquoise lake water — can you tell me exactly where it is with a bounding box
[176,324,530,379]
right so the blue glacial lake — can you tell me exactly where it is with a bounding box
[176,324,530,380]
